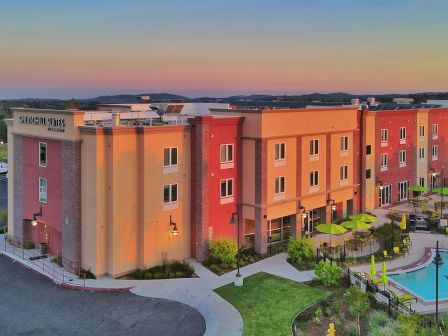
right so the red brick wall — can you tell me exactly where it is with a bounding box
[428,108,448,181]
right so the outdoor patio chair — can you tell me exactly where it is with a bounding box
[363,272,382,285]
[393,246,403,255]
[383,250,392,259]
[388,289,417,307]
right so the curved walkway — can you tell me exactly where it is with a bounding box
[0,234,315,336]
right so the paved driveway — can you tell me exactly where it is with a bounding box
[0,255,205,336]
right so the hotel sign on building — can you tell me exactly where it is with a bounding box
[19,115,66,132]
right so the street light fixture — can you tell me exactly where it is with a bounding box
[230,204,243,286]
[434,241,443,325]
[169,215,179,237]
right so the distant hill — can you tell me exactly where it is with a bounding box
[82,93,190,103]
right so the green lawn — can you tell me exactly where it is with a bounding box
[0,143,6,161]
[214,272,329,336]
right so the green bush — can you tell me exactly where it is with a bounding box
[368,311,390,330]
[80,268,96,279]
[175,271,184,277]
[314,260,343,287]
[209,239,237,268]
[0,209,7,224]
[22,241,35,250]
[51,257,63,267]
[144,271,154,279]
[345,286,370,336]
[287,236,314,263]
[345,322,359,336]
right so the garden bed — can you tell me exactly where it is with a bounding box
[121,260,195,280]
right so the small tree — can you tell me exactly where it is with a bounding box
[0,209,7,225]
[314,260,343,287]
[345,285,369,336]
[209,239,238,268]
[287,236,314,264]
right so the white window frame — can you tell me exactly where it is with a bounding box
[419,177,425,188]
[309,171,319,187]
[399,150,406,167]
[309,139,319,156]
[399,127,406,141]
[39,177,47,203]
[274,143,286,161]
[380,153,388,170]
[220,178,234,198]
[163,147,178,167]
[381,129,388,143]
[419,125,425,138]
[419,147,425,160]
[39,142,47,168]
[398,181,409,201]
[432,145,438,160]
[340,136,349,152]
[274,176,285,194]
[433,124,439,139]
[340,165,348,181]
[163,183,178,204]
[220,144,234,163]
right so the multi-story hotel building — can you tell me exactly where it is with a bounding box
[5,103,448,277]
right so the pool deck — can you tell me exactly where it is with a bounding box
[352,232,448,314]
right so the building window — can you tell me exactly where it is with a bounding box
[39,142,47,167]
[419,125,425,137]
[419,177,425,188]
[274,176,285,194]
[220,144,234,163]
[432,145,438,160]
[340,165,348,181]
[309,171,319,187]
[399,150,406,166]
[309,139,319,156]
[399,127,406,141]
[163,184,178,203]
[274,143,286,161]
[267,216,291,244]
[419,147,425,160]
[366,169,371,179]
[39,177,47,203]
[220,178,234,198]
[163,147,178,167]
[381,129,388,143]
[380,153,388,168]
[398,181,409,201]
[340,136,349,152]
[366,145,372,155]
[433,124,439,138]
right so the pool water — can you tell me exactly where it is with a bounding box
[389,251,448,302]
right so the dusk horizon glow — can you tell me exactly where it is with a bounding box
[1,0,447,99]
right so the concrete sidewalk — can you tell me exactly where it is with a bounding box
[1,234,315,336]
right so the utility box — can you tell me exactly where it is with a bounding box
[38,243,48,255]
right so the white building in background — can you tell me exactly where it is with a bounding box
[393,98,414,104]
[427,100,448,107]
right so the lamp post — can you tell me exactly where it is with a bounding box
[434,241,443,325]
[230,204,243,286]
[440,168,444,224]
[31,206,43,226]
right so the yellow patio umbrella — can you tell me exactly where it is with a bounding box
[381,261,388,290]
[400,214,406,230]
[370,255,376,277]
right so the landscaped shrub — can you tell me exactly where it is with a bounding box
[209,238,237,268]
[209,264,222,274]
[22,241,35,250]
[0,209,7,224]
[287,236,314,263]
[314,260,343,287]
[132,260,194,280]
[51,257,63,267]
[368,311,390,330]
[345,286,369,336]
[80,268,96,279]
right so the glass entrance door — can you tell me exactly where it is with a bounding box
[379,185,391,206]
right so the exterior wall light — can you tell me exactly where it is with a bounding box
[169,215,179,236]
[298,205,307,219]
[31,206,42,226]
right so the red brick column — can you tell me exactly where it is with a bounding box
[255,139,268,254]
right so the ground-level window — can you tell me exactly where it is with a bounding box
[379,185,391,206]
[267,216,291,244]
[39,177,47,203]
[220,178,233,198]
[310,171,319,187]
[163,184,178,203]
[398,181,409,201]
[39,142,47,167]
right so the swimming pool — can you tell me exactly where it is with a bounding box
[389,250,448,302]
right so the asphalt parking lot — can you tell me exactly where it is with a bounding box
[0,254,206,336]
